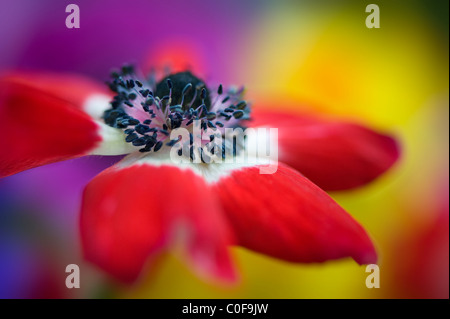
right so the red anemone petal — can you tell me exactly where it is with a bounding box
[2,72,111,111]
[0,75,103,177]
[80,164,236,283]
[142,40,206,79]
[214,163,377,265]
[250,108,400,191]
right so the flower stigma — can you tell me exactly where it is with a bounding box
[103,65,252,163]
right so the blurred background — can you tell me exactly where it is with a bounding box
[0,0,448,298]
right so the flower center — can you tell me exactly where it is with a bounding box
[102,65,251,160]
[155,71,211,111]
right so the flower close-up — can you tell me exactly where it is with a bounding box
[0,64,399,284]
[1,0,447,301]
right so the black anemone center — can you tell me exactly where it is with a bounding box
[155,71,211,110]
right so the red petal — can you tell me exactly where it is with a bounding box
[80,163,236,283]
[2,72,111,111]
[214,163,377,265]
[0,74,103,177]
[142,40,206,79]
[250,108,400,191]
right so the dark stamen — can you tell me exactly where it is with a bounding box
[154,141,163,152]
[104,64,251,158]
[155,71,211,111]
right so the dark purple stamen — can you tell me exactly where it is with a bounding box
[103,65,251,156]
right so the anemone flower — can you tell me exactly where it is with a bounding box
[0,65,399,284]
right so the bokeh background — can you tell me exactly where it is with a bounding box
[0,0,448,298]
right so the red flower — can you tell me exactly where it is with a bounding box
[0,67,399,283]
